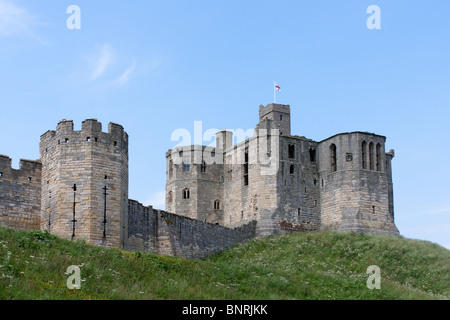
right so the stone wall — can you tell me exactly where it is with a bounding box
[0,155,42,231]
[128,199,257,259]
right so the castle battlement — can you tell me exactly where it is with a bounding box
[1,104,399,259]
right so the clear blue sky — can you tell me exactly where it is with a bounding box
[0,0,449,249]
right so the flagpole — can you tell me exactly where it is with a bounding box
[274,81,276,104]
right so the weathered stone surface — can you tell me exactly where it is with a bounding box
[0,103,399,260]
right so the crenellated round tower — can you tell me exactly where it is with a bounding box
[40,119,129,248]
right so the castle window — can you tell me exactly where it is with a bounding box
[372,205,376,214]
[168,191,173,203]
[361,140,367,169]
[309,148,316,162]
[280,115,283,121]
[95,137,98,142]
[0,172,3,177]
[86,137,91,142]
[376,143,381,172]
[28,177,32,182]
[330,143,337,172]
[200,159,207,173]
[114,141,118,146]
[290,165,295,175]
[182,188,190,199]
[288,144,295,159]
[298,208,301,215]
[369,142,374,170]
[65,138,69,143]
[104,175,108,180]
[321,178,324,187]
[214,200,221,210]
[183,160,191,173]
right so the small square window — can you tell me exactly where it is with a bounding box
[28,177,32,182]
[86,137,91,142]
[0,172,3,177]
[114,141,118,146]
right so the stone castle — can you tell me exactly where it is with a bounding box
[0,103,399,259]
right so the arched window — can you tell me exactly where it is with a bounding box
[376,143,382,171]
[369,142,374,170]
[330,144,337,172]
[200,159,207,173]
[361,140,367,169]
[182,188,190,199]
[214,200,220,210]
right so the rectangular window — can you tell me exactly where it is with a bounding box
[288,144,295,159]
[183,161,190,172]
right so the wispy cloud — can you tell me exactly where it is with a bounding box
[111,59,136,88]
[91,43,115,80]
[0,0,46,43]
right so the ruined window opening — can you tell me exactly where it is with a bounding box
[288,144,295,159]
[290,165,295,175]
[114,141,118,146]
[298,208,301,215]
[214,200,221,210]
[372,205,376,214]
[304,187,307,194]
[183,160,191,173]
[369,142,374,170]
[313,178,317,185]
[58,140,60,145]
[168,191,173,203]
[86,137,91,142]
[28,177,32,182]
[321,178,324,187]
[330,143,337,172]
[95,137,98,142]
[376,143,381,172]
[309,148,316,162]
[361,140,367,169]
[104,175,108,180]
[280,115,283,121]
[0,172,2,177]
[182,188,190,199]
[65,138,69,143]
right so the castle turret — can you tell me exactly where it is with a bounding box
[259,104,291,136]
[317,132,399,235]
[40,119,129,248]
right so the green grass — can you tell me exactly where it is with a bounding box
[0,226,448,300]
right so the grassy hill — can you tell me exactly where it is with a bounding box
[0,226,448,300]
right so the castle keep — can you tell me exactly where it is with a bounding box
[0,103,399,259]
[166,104,399,236]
